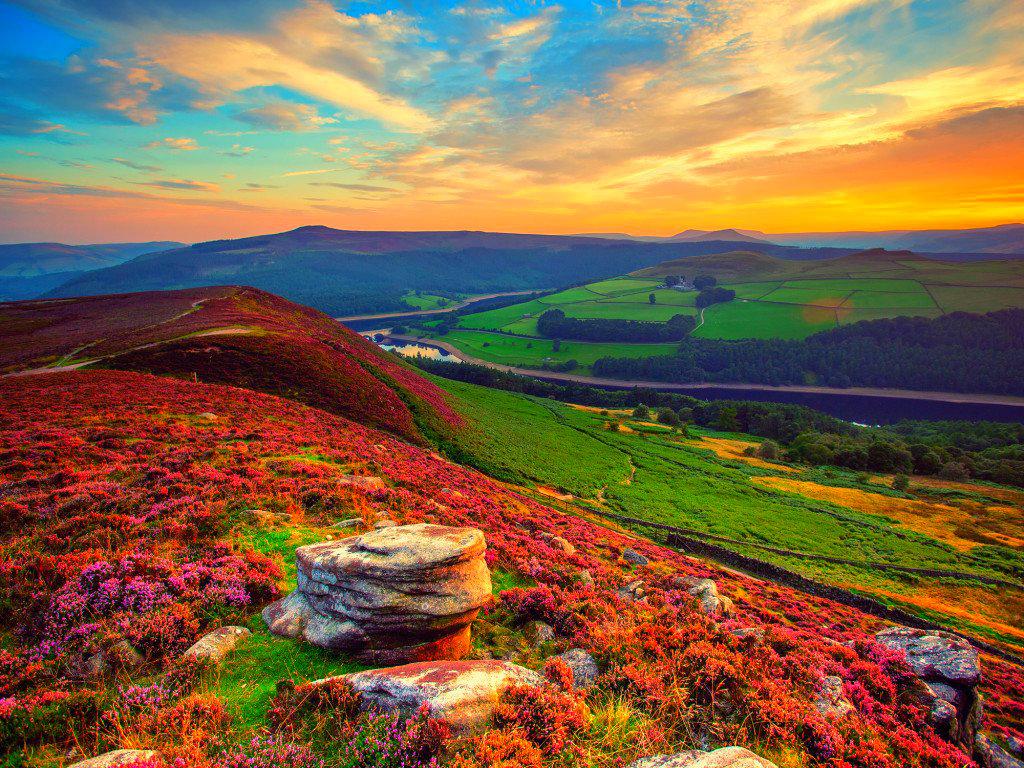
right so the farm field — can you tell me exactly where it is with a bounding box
[417,250,1024,370]
[434,375,1024,650]
[399,290,461,310]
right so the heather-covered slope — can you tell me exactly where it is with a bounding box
[0,286,459,442]
[1,370,1022,767]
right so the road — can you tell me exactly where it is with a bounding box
[382,333,1024,407]
[334,291,540,323]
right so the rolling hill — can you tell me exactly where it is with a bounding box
[43,226,858,316]
[0,240,183,301]
[2,282,1023,767]
[0,286,459,442]
[768,223,1024,254]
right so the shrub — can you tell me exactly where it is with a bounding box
[449,728,543,768]
[494,684,589,753]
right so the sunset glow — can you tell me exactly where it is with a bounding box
[1,0,1022,242]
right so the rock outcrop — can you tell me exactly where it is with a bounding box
[264,524,491,663]
[342,659,544,733]
[875,627,982,758]
[627,746,778,768]
[679,577,735,618]
[68,750,160,768]
[556,648,600,688]
[182,626,250,663]
[814,675,853,717]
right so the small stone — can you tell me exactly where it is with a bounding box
[815,675,854,717]
[67,749,160,768]
[557,648,599,688]
[332,518,362,529]
[198,412,218,421]
[338,475,387,490]
[524,621,555,646]
[577,569,594,586]
[106,639,143,670]
[547,535,576,555]
[729,627,764,642]
[622,547,649,566]
[182,626,250,664]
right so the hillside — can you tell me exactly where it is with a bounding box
[0,287,459,442]
[630,250,791,281]
[43,226,854,316]
[0,240,183,302]
[769,224,1024,254]
[3,368,1023,768]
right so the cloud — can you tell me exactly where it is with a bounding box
[221,143,255,157]
[144,136,200,150]
[281,168,336,177]
[112,157,163,172]
[0,100,80,136]
[234,101,335,132]
[136,178,221,192]
[309,182,399,193]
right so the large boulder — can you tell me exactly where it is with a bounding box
[264,524,491,663]
[628,746,778,768]
[68,750,160,768]
[680,577,735,619]
[340,659,544,733]
[875,627,982,756]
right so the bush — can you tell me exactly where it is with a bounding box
[632,404,650,420]
[891,474,910,491]
[494,684,589,753]
[756,440,781,460]
[657,408,681,427]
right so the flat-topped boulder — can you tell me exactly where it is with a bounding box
[264,523,491,662]
[182,626,250,664]
[628,746,778,768]
[68,750,160,768]
[342,659,544,733]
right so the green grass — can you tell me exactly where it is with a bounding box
[585,277,662,295]
[842,290,939,309]
[560,301,696,322]
[434,376,1024,648]
[207,615,372,730]
[433,329,676,371]
[694,300,837,340]
[401,291,458,311]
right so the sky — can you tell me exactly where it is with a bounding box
[0,0,1022,244]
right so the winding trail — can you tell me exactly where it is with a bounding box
[381,332,1024,408]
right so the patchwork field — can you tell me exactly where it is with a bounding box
[435,377,1024,651]
[417,250,1024,371]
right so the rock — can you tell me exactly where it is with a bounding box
[332,518,362,529]
[97,638,143,671]
[622,547,649,566]
[373,518,398,529]
[729,627,764,642]
[1008,735,1024,757]
[198,412,218,421]
[264,524,491,663]
[684,578,735,618]
[875,627,983,753]
[577,569,594,586]
[341,659,544,734]
[875,627,981,685]
[982,737,1024,768]
[618,580,646,601]
[182,626,250,664]
[338,474,387,490]
[538,532,576,555]
[557,648,599,688]
[68,750,160,768]
[627,746,778,768]
[815,675,853,717]
[524,621,555,646]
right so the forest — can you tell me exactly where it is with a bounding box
[536,308,696,342]
[592,309,1024,395]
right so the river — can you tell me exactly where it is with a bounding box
[349,328,1024,425]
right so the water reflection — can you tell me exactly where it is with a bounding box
[365,333,460,362]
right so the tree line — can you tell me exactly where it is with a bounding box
[536,308,695,342]
[592,309,1024,396]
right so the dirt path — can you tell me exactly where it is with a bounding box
[382,333,1024,407]
[334,291,540,323]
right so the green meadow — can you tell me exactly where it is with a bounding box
[433,375,1024,649]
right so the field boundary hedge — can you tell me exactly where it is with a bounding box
[595,511,1024,666]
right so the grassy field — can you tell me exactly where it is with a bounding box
[434,375,1024,650]
[400,291,460,310]
[416,250,1024,367]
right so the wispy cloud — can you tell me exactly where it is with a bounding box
[144,136,200,150]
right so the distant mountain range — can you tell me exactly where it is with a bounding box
[0,240,183,301]
[46,225,845,316]
[581,223,1024,254]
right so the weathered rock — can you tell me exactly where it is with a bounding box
[557,648,599,688]
[875,627,982,754]
[264,524,491,663]
[815,675,853,717]
[341,659,544,733]
[622,547,649,566]
[618,580,647,602]
[577,569,594,586]
[875,627,980,685]
[627,746,778,768]
[1007,734,1024,757]
[91,638,143,672]
[981,737,1024,768]
[729,627,764,642]
[524,620,555,646]
[684,578,735,618]
[68,749,160,768]
[338,474,387,490]
[332,518,362,529]
[182,626,250,664]
[373,518,398,529]
[538,532,576,555]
